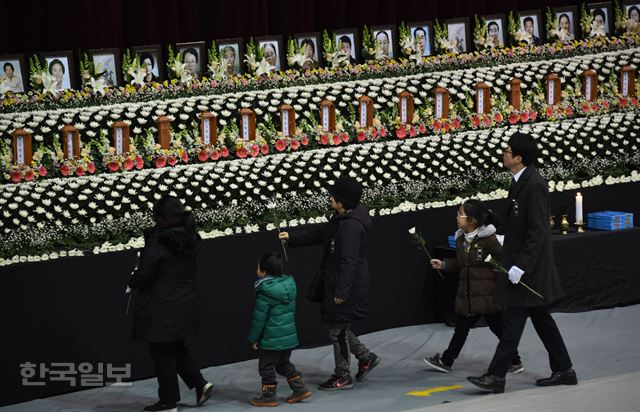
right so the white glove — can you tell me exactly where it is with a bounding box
[508,266,524,284]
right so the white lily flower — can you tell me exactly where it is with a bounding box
[89,77,108,96]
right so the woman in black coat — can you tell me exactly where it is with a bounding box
[129,196,213,412]
[279,177,380,391]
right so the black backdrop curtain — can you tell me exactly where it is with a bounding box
[1,0,577,55]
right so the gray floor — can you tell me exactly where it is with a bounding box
[4,304,640,412]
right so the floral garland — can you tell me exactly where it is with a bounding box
[1,108,639,263]
[3,33,640,113]
[2,46,639,182]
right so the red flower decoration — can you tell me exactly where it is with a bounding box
[357,131,366,142]
[433,120,443,131]
[332,134,342,145]
[290,140,300,150]
[565,106,574,116]
[24,169,35,181]
[418,123,426,134]
[135,156,144,169]
[275,139,287,152]
[493,112,504,123]
[76,166,86,176]
[38,165,47,177]
[88,162,96,174]
[409,126,417,137]
[396,125,407,139]
[211,150,220,161]
[155,156,167,168]
[371,128,378,138]
[508,113,519,124]
[198,150,209,162]
[546,107,554,117]
[619,97,628,107]
[181,152,189,163]
[341,132,349,142]
[471,115,481,128]
[236,147,248,158]
[9,170,22,182]
[60,164,70,176]
[482,116,491,127]
[107,161,120,172]
[220,146,230,157]
[301,135,309,146]
[444,122,451,132]
[529,111,537,121]
[320,134,329,145]
[122,159,133,170]
[168,155,177,166]
[379,127,387,137]
[261,144,269,155]
[452,119,461,129]
[250,145,260,157]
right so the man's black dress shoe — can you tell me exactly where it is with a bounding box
[536,368,578,386]
[466,373,506,393]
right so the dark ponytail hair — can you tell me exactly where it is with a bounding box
[462,199,498,228]
[152,196,200,255]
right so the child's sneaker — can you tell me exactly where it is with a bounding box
[423,354,452,373]
[317,375,354,391]
[355,353,381,380]
[508,362,524,374]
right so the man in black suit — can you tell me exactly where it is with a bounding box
[467,132,577,393]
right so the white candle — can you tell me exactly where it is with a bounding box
[477,88,484,113]
[576,192,583,224]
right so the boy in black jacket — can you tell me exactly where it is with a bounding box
[279,177,381,391]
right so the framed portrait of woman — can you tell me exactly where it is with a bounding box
[553,6,579,41]
[216,38,244,76]
[482,14,507,47]
[371,24,397,60]
[41,51,76,91]
[132,45,164,83]
[407,21,434,56]
[255,36,285,72]
[0,54,28,93]
[519,10,544,45]
[334,28,360,64]
[87,48,122,87]
[624,0,640,28]
[445,17,471,52]
[294,32,323,69]
[177,41,205,80]
[588,2,614,36]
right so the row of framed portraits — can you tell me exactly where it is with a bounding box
[2,2,639,94]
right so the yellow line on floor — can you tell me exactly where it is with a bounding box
[406,385,464,397]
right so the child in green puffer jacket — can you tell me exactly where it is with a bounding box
[248,252,312,407]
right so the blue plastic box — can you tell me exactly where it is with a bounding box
[587,211,633,231]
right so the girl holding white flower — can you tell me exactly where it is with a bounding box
[424,199,523,375]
